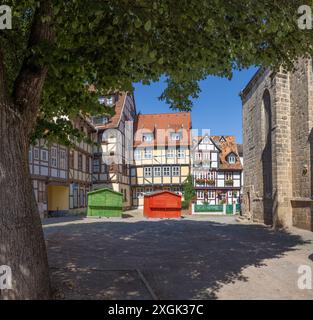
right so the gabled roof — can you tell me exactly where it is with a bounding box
[94,92,129,130]
[144,190,181,198]
[211,136,243,170]
[192,135,221,151]
[88,187,123,196]
[134,112,192,147]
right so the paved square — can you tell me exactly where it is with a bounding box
[43,215,313,299]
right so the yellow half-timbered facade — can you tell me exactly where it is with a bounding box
[131,112,192,207]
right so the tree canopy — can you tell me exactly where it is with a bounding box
[1,0,313,142]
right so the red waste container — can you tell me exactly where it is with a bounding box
[144,191,182,218]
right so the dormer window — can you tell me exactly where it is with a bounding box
[106,96,114,106]
[227,153,236,164]
[92,116,108,125]
[171,132,182,141]
[142,133,153,142]
[98,96,106,105]
[98,96,114,106]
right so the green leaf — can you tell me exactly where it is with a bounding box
[134,19,142,28]
[158,57,164,65]
[144,20,152,32]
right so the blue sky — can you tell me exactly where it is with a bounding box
[134,67,258,144]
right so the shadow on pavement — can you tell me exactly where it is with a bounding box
[44,219,310,300]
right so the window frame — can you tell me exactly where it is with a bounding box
[227,153,236,164]
[142,133,153,142]
[166,147,175,159]
[172,166,180,176]
[163,166,171,176]
[177,148,186,159]
[144,167,152,177]
[134,149,141,160]
[59,149,67,170]
[144,148,153,159]
[154,166,161,177]
[51,147,57,168]
[171,132,182,141]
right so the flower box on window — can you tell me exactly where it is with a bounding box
[225,179,234,186]
[206,179,215,185]
[196,178,206,185]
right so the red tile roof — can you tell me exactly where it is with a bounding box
[94,92,128,130]
[134,112,192,147]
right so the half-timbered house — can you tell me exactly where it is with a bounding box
[131,112,192,207]
[29,116,96,217]
[192,135,243,205]
[91,92,137,209]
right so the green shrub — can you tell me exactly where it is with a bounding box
[181,200,189,210]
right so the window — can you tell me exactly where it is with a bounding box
[38,181,46,203]
[92,116,108,125]
[177,148,185,158]
[142,133,153,142]
[86,157,90,173]
[93,159,100,173]
[131,168,136,177]
[72,184,78,208]
[227,153,236,164]
[144,167,152,177]
[195,152,202,161]
[79,188,85,207]
[134,149,141,160]
[208,190,215,199]
[225,172,233,180]
[208,172,215,180]
[166,147,175,158]
[60,150,66,170]
[203,152,210,160]
[154,167,161,177]
[135,188,144,198]
[171,132,181,141]
[34,148,39,160]
[98,96,106,105]
[163,166,170,176]
[78,154,83,171]
[145,187,153,194]
[172,166,180,176]
[144,148,153,159]
[69,151,74,168]
[172,187,182,195]
[106,96,114,106]
[29,149,32,162]
[51,147,57,167]
[197,191,204,199]
[41,150,48,162]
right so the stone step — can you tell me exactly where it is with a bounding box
[236,215,251,223]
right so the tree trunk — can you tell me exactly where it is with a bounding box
[0,106,51,299]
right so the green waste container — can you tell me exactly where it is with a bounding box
[87,188,123,217]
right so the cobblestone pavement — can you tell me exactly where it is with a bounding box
[43,214,313,300]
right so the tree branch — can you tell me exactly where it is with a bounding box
[12,1,55,131]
